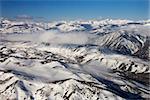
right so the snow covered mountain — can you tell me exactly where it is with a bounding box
[0,18,149,100]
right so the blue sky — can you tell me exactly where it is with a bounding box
[0,0,149,21]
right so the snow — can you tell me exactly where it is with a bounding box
[0,18,149,100]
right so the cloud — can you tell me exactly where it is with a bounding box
[39,30,95,44]
[5,30,96,45]
[15,15,33,20]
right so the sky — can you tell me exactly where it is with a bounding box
[0,0,149,21]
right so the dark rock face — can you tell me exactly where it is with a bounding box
[134,36,150,60]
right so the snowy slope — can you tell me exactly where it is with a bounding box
[0,19,149,100]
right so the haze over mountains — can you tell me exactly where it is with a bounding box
[0,18,149,99]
